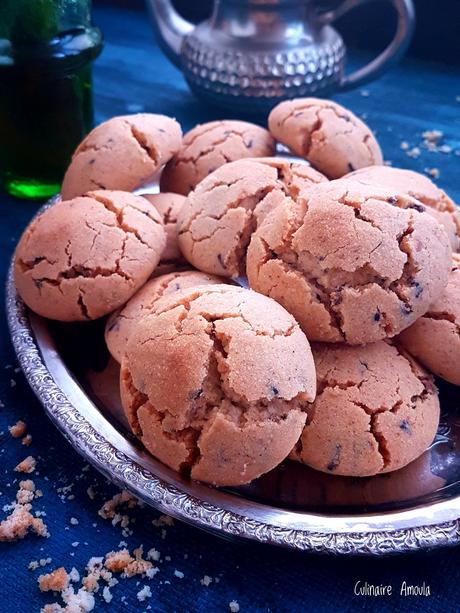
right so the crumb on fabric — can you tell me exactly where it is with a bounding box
[201,575,212,586]
[39,545,156,611]
[9,420,26,438]
[102,586,112,603]
[38,568,69,593]
[425,167,440,179]
[15,455,36,473]
[229,600,240,612]
[174,570,184,579]
[406,146,421,159]
[147,548,161,561]
[152,514,174,528]
[0,480,48,542]
[22,434,33,446]
[137,585,152,602]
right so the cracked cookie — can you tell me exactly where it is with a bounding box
[105,270,224,363]
[14,191,166,321]
[61,114,182,199]
[143,193,186,263]
[398,255,460,385]
[176,158,326,278]
[120,284,316,486]
[160,120,275,195]
[268,97,383,179]
[346,165,460,251]
[246,179,452,344]
[291,341,440,476]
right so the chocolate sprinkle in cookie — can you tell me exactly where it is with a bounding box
[268,97,383,179]
[61,114,182,199]
[291,342,440,476]
[120,284,316,486]
[160,120,275,195]
[398,255,460,385]
[105,270,224,363]
[246,179,452,344]
[14,191,166,321]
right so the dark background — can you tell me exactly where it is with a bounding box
[1,1,460,611]
[95,0,460,66]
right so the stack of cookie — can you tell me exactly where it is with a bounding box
[14,99,460,487]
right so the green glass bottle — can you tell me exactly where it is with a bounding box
[0,0,102,200]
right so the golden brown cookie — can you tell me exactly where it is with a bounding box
[346,165,460,251]
[398,255,460,385]
[105,270,224,363]
[120,284,316,486]
[61,114,182,199]
[291,342,440,476]
[14,191,165,321]
[143,193,186,263]
[160,120,275,195]
[268,98,383,179]
[247,179,452,344]
[177,158,326,278]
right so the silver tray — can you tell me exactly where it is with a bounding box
[6,209,460,556]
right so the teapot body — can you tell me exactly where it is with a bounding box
[180,0,346,113]
[148,0,415,114]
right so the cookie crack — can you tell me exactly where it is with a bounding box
[89,192,158,249]
[125,121,159,166]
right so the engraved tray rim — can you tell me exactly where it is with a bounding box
[6,223,460,556]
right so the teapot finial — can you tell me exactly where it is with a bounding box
[146,0,194,67]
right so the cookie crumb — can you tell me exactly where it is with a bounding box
[38,567,69,592]
[422,129,443,144]
[174,570,184,579]
[147,548,161,561]
[229,600,240,612]
[9,420,26,438]
[200,575,212,586]
[152,514,174,527]
[22,434,32,446]
[425,167,440,179]
[137,585,152,602]
[102,586,112,603]
[0,480,48,541]
[15,455,36,473]
[406,146,421,159]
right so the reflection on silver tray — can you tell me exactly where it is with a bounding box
[6,215,460,555]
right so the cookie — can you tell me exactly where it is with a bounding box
[246,179,452,344]
[143,193,186,263]
[268,98,383,179]
[160,120,275,195]
[120,285,316,486]
[291,342,440,476]
[398,255,460,385]
[61,114,182,199]
[177,158,326,278]
[14,191,166,321]
[346,165,460,251]
[105,270,223,363]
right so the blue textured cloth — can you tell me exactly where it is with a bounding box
[1,6,460,612]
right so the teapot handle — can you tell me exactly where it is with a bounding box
[319,0,415,91]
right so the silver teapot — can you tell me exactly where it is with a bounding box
[147,0,414,114]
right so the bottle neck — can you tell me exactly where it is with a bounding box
[0,26,102,71]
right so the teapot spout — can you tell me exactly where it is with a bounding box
[146,0,194,67]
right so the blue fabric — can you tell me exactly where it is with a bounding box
[1,6,460,612]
